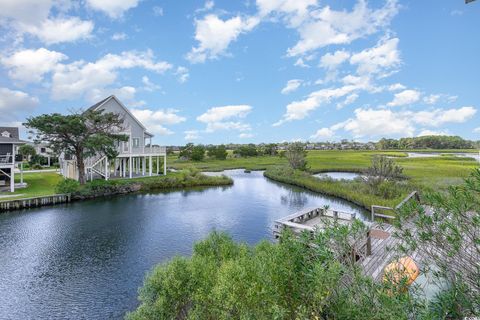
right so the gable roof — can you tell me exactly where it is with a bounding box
[86,95,149,133]
[0,127,19,139]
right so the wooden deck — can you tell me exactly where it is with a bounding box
[273,197,426,282]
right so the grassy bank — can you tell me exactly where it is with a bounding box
[264,167,407,210]
[0,172,63,201]
[170,150,478,190]
[1,170,232,202]
[67,169,233,200]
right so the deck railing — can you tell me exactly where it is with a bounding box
[0,155,13,165]
[370,191,421,221]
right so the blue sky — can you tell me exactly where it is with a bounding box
[0,0,479,145]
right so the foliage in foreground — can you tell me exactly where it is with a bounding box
[127,228,422,320]
[395,168,480,314]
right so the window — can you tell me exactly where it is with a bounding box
[41,147,46,153]
[133,138,140,148]
[123,138,129,152]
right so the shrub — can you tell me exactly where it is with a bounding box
[55,178,80,194]
[285,142,308,170]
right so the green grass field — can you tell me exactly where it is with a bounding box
[0,172,63,201]
[169,150,479,190]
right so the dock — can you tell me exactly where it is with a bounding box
[273,192,424,282]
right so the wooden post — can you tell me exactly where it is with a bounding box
[371,206,375,222]
[20,162,23,184]
[142,157,146,176]
[105,158,108,180]
[366,230,372,256]
[156,156,159,174]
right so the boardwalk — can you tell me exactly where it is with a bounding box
[274,193,426,283]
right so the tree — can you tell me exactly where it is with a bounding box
[233,144,258,157]
[191,145,206,161]
[285,142,307,170]
[18,144,36,160]
[395,169,480,316]
[207,145,228,160]
[179,143,194,160]
[24,110,128,184]
[127,227,423,320]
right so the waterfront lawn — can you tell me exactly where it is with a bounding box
[0,172,62,201]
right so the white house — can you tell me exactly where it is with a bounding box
[0,127,26,192]
[59,95,167,181]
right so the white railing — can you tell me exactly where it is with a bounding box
[119,146,166,155]
[0,155,13,165]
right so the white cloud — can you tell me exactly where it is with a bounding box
[474,127,480,134]
[131,108,186,136]
[350,37,401,77]
[184,130,200,140]
[281,79,302,94]
[274,75,373,125]
[153,6,164,16]
[175,66,189,83]
[388,83,406,91]
[239,133,254,139]
[387,89,421,107]
[412,106,476,127]
[51,50,172,100]
[310,127,334,140]
[21,17,94,44]
[86,0,140,19]
[337,108,416,137]
[86,86,137,103]
[197,105,252,122]
[256,0,317,27]
[1,48,67,83]
[186,14,259,63]
[0,0,52,25]
[319,50,350,69]
[287,0,399,56]
[331,106,477,138]
[197,105,253,132]
[0,88,39,118]
[112,32,128,40]
[141,76,161,92]
[336,93,359,109]
[417,129,449,137]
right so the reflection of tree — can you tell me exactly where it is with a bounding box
[280,189,308,207]
[179,185,232,197]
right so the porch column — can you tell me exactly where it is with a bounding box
[10,166,14,192]
[105,158,109,180]
[142,157,146,176]
[164,155,167,175]
[129,156,133,178]
[156,156,159,174]
[149,156,152,176]
[20,162,23,184]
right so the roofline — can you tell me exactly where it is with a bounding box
[89,95,150,134]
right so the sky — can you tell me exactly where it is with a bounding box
[0,0,479,145]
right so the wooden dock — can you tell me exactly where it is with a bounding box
[273,207,357,238]
[0,194,71,212]
[273,192,424,282]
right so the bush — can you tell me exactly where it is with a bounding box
[55,178,80,194]
[127,229,421,320]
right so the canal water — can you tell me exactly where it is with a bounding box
[0,170,366,319]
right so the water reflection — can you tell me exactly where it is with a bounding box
[0,169,366,319]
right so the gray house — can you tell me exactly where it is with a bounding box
[0,127,25,192]
[59,95,167,181]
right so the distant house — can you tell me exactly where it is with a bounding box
[0,127,26,192]
[29,142,56,167]
[59,95,167,181]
